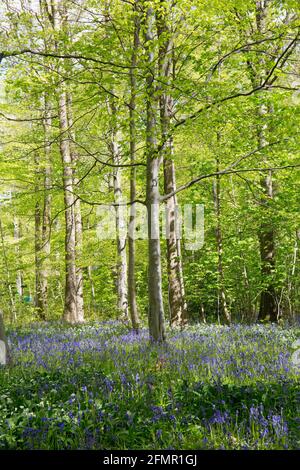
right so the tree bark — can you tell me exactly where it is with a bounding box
[0,310,12,366]
[58,87,78,324]
[13,216,23,299]
[40,92,52,318]
[213,154,231,325]
[248,1,278,322]
[257,108,277,322]
[86,218,96,313]
[34,154,44,319]
[145,5,166,342]
[127,0,140,331]
[229,177,254,321]
[0,218,17,323]
[102,5,128,322]
[87,265,96,308]
[258,167,277,322]
[66,92,84,322]
[34,95,51,321]
[257,104,277,323]
[50,0,81,324]
[107,98,129,321]
[286,229,300,320]
[157,0,187,328]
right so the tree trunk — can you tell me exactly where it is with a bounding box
[230,177,254,321]
[258,169,277,322]
[199,304,206,324]
[86,218,96,313]
[147,159,166,342]
[251,1,278,323]
[164,158,188,327]
[40,92,52,319]
[34,94,51,322]
[107,98,129,321]
[287,229,300,320]
[145,5,166,342]
[66,92,84,322]
[58,87,78,324]
[127,0,140,331]
[87,265,96,309]
[213,155,231,325]
[51,0,80,324]
[0,218,17,323]
[0,311,12,366]
[257,104,276,323]
[157,0,187,328]
[113,143,128,322]
[13,216,23,299]
[32,4,53,321]
[256,105,277,322]
[34,155,44,319]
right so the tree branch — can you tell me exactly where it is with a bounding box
[161,163,300,201]
[1,49,132,69]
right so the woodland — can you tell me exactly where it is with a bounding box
[0,0,299,451]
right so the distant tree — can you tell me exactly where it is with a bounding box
[0,310,12,366]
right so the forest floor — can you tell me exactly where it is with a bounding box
[0,322,299,450]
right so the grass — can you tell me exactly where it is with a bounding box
[0,321,299,450]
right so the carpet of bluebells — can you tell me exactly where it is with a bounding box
[0,322,299,450]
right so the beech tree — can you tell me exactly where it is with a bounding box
[0,0,299,343]
[157,0,187,327]
[0,310,12,366]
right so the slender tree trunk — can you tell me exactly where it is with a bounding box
[87,265,96,308]
[106,99,129,321]
[58,88,78,324]
[0,310,12,366]
[102,3,128,322]
[213,155,231,325]
[0,218,17,322]
[291,230,300,278]
[252,1,277,323]
[157,1,187,327]
[34,95,51,321]
[257,103,277,322]
[287,229,300,320]
[50,0,79,324]
[127,0,140,331]
[258,168,277,322]
[147,159,166,342]
[164,157,188,327]
[230,177,254,321]
[33,3,54,321]
[113,142,128,321]
[66,92,84,322]
[34,154,45,319]
[199,304,206,323]
[86,218,96,313]
[145,6,166,342]
[40,92,52,318]
[13,216,23,299]
[242,254,253,322]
